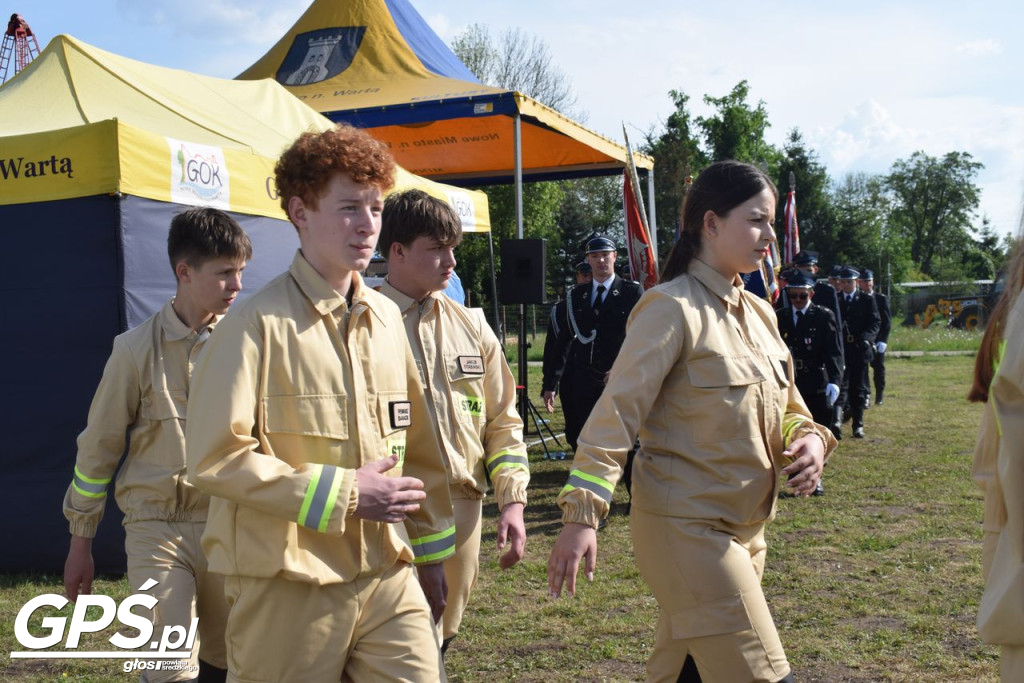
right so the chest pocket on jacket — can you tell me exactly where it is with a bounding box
[263,394,348,441]
[769,355,791,390]
[685,355,766,444]
[138,390,187,466]
[140,389,187,421]
[377,391,409,466]
[445,352,486,426]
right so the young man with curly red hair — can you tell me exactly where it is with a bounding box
[186,125,454,681]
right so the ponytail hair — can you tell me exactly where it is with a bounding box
[969,235,1024,402]
[660,160,777,282]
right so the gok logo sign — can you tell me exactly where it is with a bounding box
[10,579,198,672]
[168,137,230,210]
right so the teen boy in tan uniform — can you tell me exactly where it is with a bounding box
[378,189,529,654]
[185,126,454,682]
[63,207,251,682]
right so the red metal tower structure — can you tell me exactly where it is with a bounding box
[1,13,40,83]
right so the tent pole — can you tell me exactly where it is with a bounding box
[647,169,658,259]
[514,111,529,421]
[488,230,501,338]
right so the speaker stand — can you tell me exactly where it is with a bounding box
[516,386,567,460]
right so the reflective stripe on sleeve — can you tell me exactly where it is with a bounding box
[485,450,529,477]
[782,416,806,448]
[297,465,342,533]
[560,469,614,504]
[994,339,1007,437]
[71,466,110,498]
[409,525,456,564]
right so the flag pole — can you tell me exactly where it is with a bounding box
[622,125,655,264]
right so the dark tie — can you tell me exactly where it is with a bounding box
[795,309,804,326]
[593,284,606,311]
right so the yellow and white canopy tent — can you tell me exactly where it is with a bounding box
[237,0,656,241]
[0,34,490,572]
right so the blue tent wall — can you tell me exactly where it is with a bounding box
[1,195,127,573]
[0,195,299,573]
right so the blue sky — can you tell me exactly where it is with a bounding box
[18,0,1024,238]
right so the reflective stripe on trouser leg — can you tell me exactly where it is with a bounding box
[441,497,483,641]
[631,509,790,682]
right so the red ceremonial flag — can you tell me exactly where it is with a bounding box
[783,188,800,266]
[624,169,658,290]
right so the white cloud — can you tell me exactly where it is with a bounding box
[115,0,308,46]
[954,39,1002,56]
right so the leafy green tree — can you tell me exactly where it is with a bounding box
[457,181,565,309]
[697,80,782,173]
[885,150,984,277]
[829,172,912,289]
[641,90,707,259]
[552,177,624,293]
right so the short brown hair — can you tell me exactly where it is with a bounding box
[274,125,395,219]
[379,189,462,260]
[167,207,252,275]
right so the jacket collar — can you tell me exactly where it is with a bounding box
[689,258,744,307]
[288,250,386,324]
[378,280,447,316]
[159,300,219,341]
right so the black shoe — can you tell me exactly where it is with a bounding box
[875,399,883,405]
[853,427,865,438]
[812,480,825,496]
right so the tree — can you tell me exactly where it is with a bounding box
[697,81,782,172]
[776,129,834,265]
[449,24,583,308]
[553,176,624,292]
[450,24,577,115]
[829,172,912,288]
[885,150,984,278]
[641,90,707,258]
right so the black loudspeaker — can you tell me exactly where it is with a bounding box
[499,239,547,304]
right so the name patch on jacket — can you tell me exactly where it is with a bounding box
[458,356,484,374]
[389,401,412,429]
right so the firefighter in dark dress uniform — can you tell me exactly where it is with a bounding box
[836,266,881,438]
[777,270,843,495]
[542,237,643,452]
[859,269,891,405]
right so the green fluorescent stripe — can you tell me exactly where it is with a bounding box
[298,465,339,530]
[413,546,456,564]
[409,524,456,547]
[303,466,339,532]
[562,470,614,503]
[71,481,107,498]
[485,451,529,475]
[993,340,1007,438]
[74,466,111,485]
[782,417,804,444]
[317,471,343,533]
[72,467,109,497]
[410,525,456,562]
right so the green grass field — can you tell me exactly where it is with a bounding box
[1,353,998,682]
